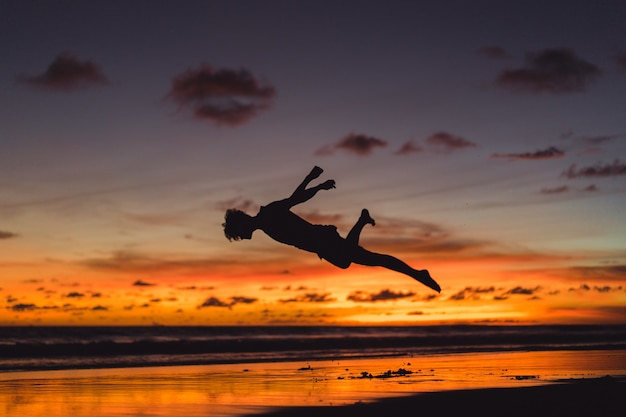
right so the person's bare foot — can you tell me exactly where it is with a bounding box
[309,166,323,179]
[361,209,375,226]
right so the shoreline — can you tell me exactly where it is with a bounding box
[254,376,625,417]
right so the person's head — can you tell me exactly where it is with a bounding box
[222,209,256,241]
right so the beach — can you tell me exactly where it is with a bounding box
[2,348,625,417]
[257,376,625,417]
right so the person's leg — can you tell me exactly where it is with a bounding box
[346,209,376,246]
[351,247,441,292]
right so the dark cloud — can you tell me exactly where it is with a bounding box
[18,52,108,91]
[279,292,336,303]
[9,303,37,312]
[562,159,626,178]
[496,47,601,93]
[199,297,231,308]
[0,230,18,239]
[540,185,569,195]
[316,133,388,156]
[230,296,258,305]
[394,140,423,155]
[65,292,85,298]
[92,305,108,311]
[8,303,59,312]
[198,295,258,308]
[167,65,275,126]
[569,283,623,293]
[407,310,424,315]
[347,288,415,302]
[133,280,155,287]
[504,286,541,296]
[490,146,564,160]
[613,53,626,72]
[426,132,476,152]
[476,46,510,60]
[448,286,496,301]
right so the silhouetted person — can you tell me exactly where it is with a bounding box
[222,166,441,292]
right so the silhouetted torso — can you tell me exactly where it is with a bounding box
[257,201,341,256]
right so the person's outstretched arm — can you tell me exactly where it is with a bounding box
[285,166,335,207]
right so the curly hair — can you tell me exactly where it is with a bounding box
[222,209,254,241]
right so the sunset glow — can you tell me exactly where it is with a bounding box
[1,1,625,326]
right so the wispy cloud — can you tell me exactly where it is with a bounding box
[83,251,229,274]
[132,280,155,287]
[426,132,476,152]
[167,65,275,126]
[18,52,108,91]
[562,159,626,178]
[490,146,564,160]
[448,286,496,301]
[569,284,624,293]
[496,48,600,93]
[476,46,510,60]
[394,140,423,155]
[347,288,415,302]
[316,133,388,156]
[540,185,569,195]
[0,230,18,239]
[215,196,259,213]
[198,295,258,309]
[279,292,336,303]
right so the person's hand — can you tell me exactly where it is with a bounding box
[320,179,336,190]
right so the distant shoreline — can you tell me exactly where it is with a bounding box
[255,376,625,417]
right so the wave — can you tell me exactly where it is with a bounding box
[1,325,625,372]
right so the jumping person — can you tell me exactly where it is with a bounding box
[222,166,441,292]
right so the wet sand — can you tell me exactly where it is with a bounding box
[2,350,624,417]
[257,376,625,417]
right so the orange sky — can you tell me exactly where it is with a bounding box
[1,1,626,326]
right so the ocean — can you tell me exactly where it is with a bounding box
[1,325,625,417]
[1,325,625,372]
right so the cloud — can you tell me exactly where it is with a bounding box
[490,146,564,160]
[9,303,37,312]
[167,65,275,126]
[426,132,476,152]
[448,286,496,301]
[0,230,18,239]
[347,288,415,302]
[83,251,227,273]
[65,292,85,298]
[279,292,336,303]
[8,303,59,312]
[18,52,108,91]
[394,140,423,155]
[133,280,155,287]
[569,283,624,293]
[496,47,601,93]
[562,159,626,178]
[540,185,569,195]
[198,295,258,309]
[316,133,388,156]
[613,52,626,73]
[476,46,510,60]
[504,286,541,295]
[215,196,259,213]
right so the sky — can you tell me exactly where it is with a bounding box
[1,0,625,326]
